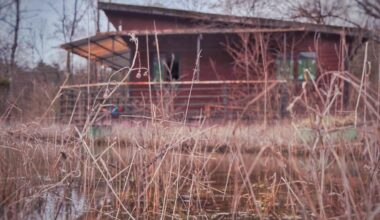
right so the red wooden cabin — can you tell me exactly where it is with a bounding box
[60,2,368,124]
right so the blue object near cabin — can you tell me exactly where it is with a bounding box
[111,105,123,118]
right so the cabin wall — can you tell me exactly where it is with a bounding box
[105,10,344,79]
[289,33,342,72]
[200,34,236,80]
[317,35,343,72]
[103,10,347,120]
[130,33,343,83]
[131,35,197,82]
[123,32,344,119]
[130,34,237,82]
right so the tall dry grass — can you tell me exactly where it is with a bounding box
[0,113,379,219]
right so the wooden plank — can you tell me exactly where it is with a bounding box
[127,27,307,36]
[61,80,287,89]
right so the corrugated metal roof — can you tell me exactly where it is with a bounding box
[61,34,130,70]
[98,2,371,37]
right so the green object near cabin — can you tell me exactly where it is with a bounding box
[297,52,317,81]
[0,77,10,87]
[89,125,112,138]
[298,126,358,144]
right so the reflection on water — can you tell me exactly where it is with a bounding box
[26,187,85,220]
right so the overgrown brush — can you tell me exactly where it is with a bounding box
[0,114,379,219]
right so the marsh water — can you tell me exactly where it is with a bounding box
[17,150,320,220]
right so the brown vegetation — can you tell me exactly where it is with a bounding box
[1,1,380,219]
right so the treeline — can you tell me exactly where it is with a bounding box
[0,60,63,121]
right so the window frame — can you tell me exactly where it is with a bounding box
[151,52,180,83]
[297,52,317,81]
[275,53,295,80]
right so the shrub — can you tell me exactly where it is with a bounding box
[0,77,10,87]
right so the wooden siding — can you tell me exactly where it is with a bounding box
[104,7,346,80]
[130,33,344,83]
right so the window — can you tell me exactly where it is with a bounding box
[298,52,316,81]
[275,54,294,80]
[152,53,180,82]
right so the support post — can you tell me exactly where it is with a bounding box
[196,34,202,80]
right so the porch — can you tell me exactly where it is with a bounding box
[58,79,290,125]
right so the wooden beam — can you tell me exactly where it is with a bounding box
[60,79,286,89]
[122,27,307,36]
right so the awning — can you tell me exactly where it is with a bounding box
[61,27,371,70]
[61,33,131,70]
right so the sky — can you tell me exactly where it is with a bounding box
[21,0,101,67]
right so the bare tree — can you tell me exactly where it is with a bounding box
[0,0,12,21]
[356,0,380,29]
[144,0,208,11]
[50,0,89,78]
[286,0,350,25]
[0,0,20,77]
[9,0,20,77]
[178,0,205,11]
[0,0,21,120]
[356,0,380,20]
[0,1,12,67]
[26,18,48,63]
[210,0,269,16]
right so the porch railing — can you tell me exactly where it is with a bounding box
[58,80,291,125]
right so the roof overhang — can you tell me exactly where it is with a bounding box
[61,33,131,70]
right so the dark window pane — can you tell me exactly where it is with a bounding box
[152,53,180,82]
[275,54,294,80]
